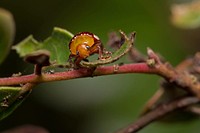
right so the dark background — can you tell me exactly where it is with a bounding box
[0,0,200,133]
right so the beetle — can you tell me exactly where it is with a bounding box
[68,32,103,66]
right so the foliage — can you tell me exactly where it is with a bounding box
[0,8,15,64]
[0,86,31,121]
[12,27,73,66]
[171,1,200,29]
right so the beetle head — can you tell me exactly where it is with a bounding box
[76,44,90,59]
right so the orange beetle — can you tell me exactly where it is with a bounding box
[68,32,103,66]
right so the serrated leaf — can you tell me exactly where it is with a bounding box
[42,27,73,65]
[12,35,41,57]
[12,27,74,66]
[171,1,200,29]
[0,8,15,64]
[0,86,31,121]
[81,31,136,67]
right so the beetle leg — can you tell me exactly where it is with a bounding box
[97,45,103,59]
[88,41,103,59]
[68,56,74,68]
[103,48,112,56]
[95,42,104,59]
[74,57,83,68]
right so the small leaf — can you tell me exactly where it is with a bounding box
[81,31,136,67]
[24,50,50,66]
[0,8,15,64]
[12,27,73,66]
[0,86,31,121]
[12,35,41,57]
[171,1,200,29]
[42,27,73,65]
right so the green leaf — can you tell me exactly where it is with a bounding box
[0,8,15,64]
[171,1,200,29]
[42,27,73,65]
[0,86,31,121]
[12,35,41,57]
[81,31,136,67]
[12,27,73,65]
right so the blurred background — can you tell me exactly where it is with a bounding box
[0,0,200,133]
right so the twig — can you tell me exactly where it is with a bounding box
[175,58,193,72]
[128,48,147,63]
[141,58,194,115]
[19,83,35,95]
[140,87,164,115]
[34,64,42,75]
[116,96,199,133]
[185,105,200,115]
[147,48,200,98]
[0,63,158,86]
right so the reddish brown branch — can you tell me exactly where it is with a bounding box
[146,48,200,98]
[116,96,199,133]
[112,48,200,133]
[156,62,200,98]
[0,63,158,86]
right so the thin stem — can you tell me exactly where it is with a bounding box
[34,64,42,75]
[19,83,35,95]
[0,63,157,86]
[146,48,200,98]
[116,96,199,133]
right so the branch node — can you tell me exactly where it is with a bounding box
[113,64,120,73]
[146,58,156,67]
[147,47,161,64]
[189,74,198,84]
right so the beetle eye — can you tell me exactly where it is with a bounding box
[85,45,90,50]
